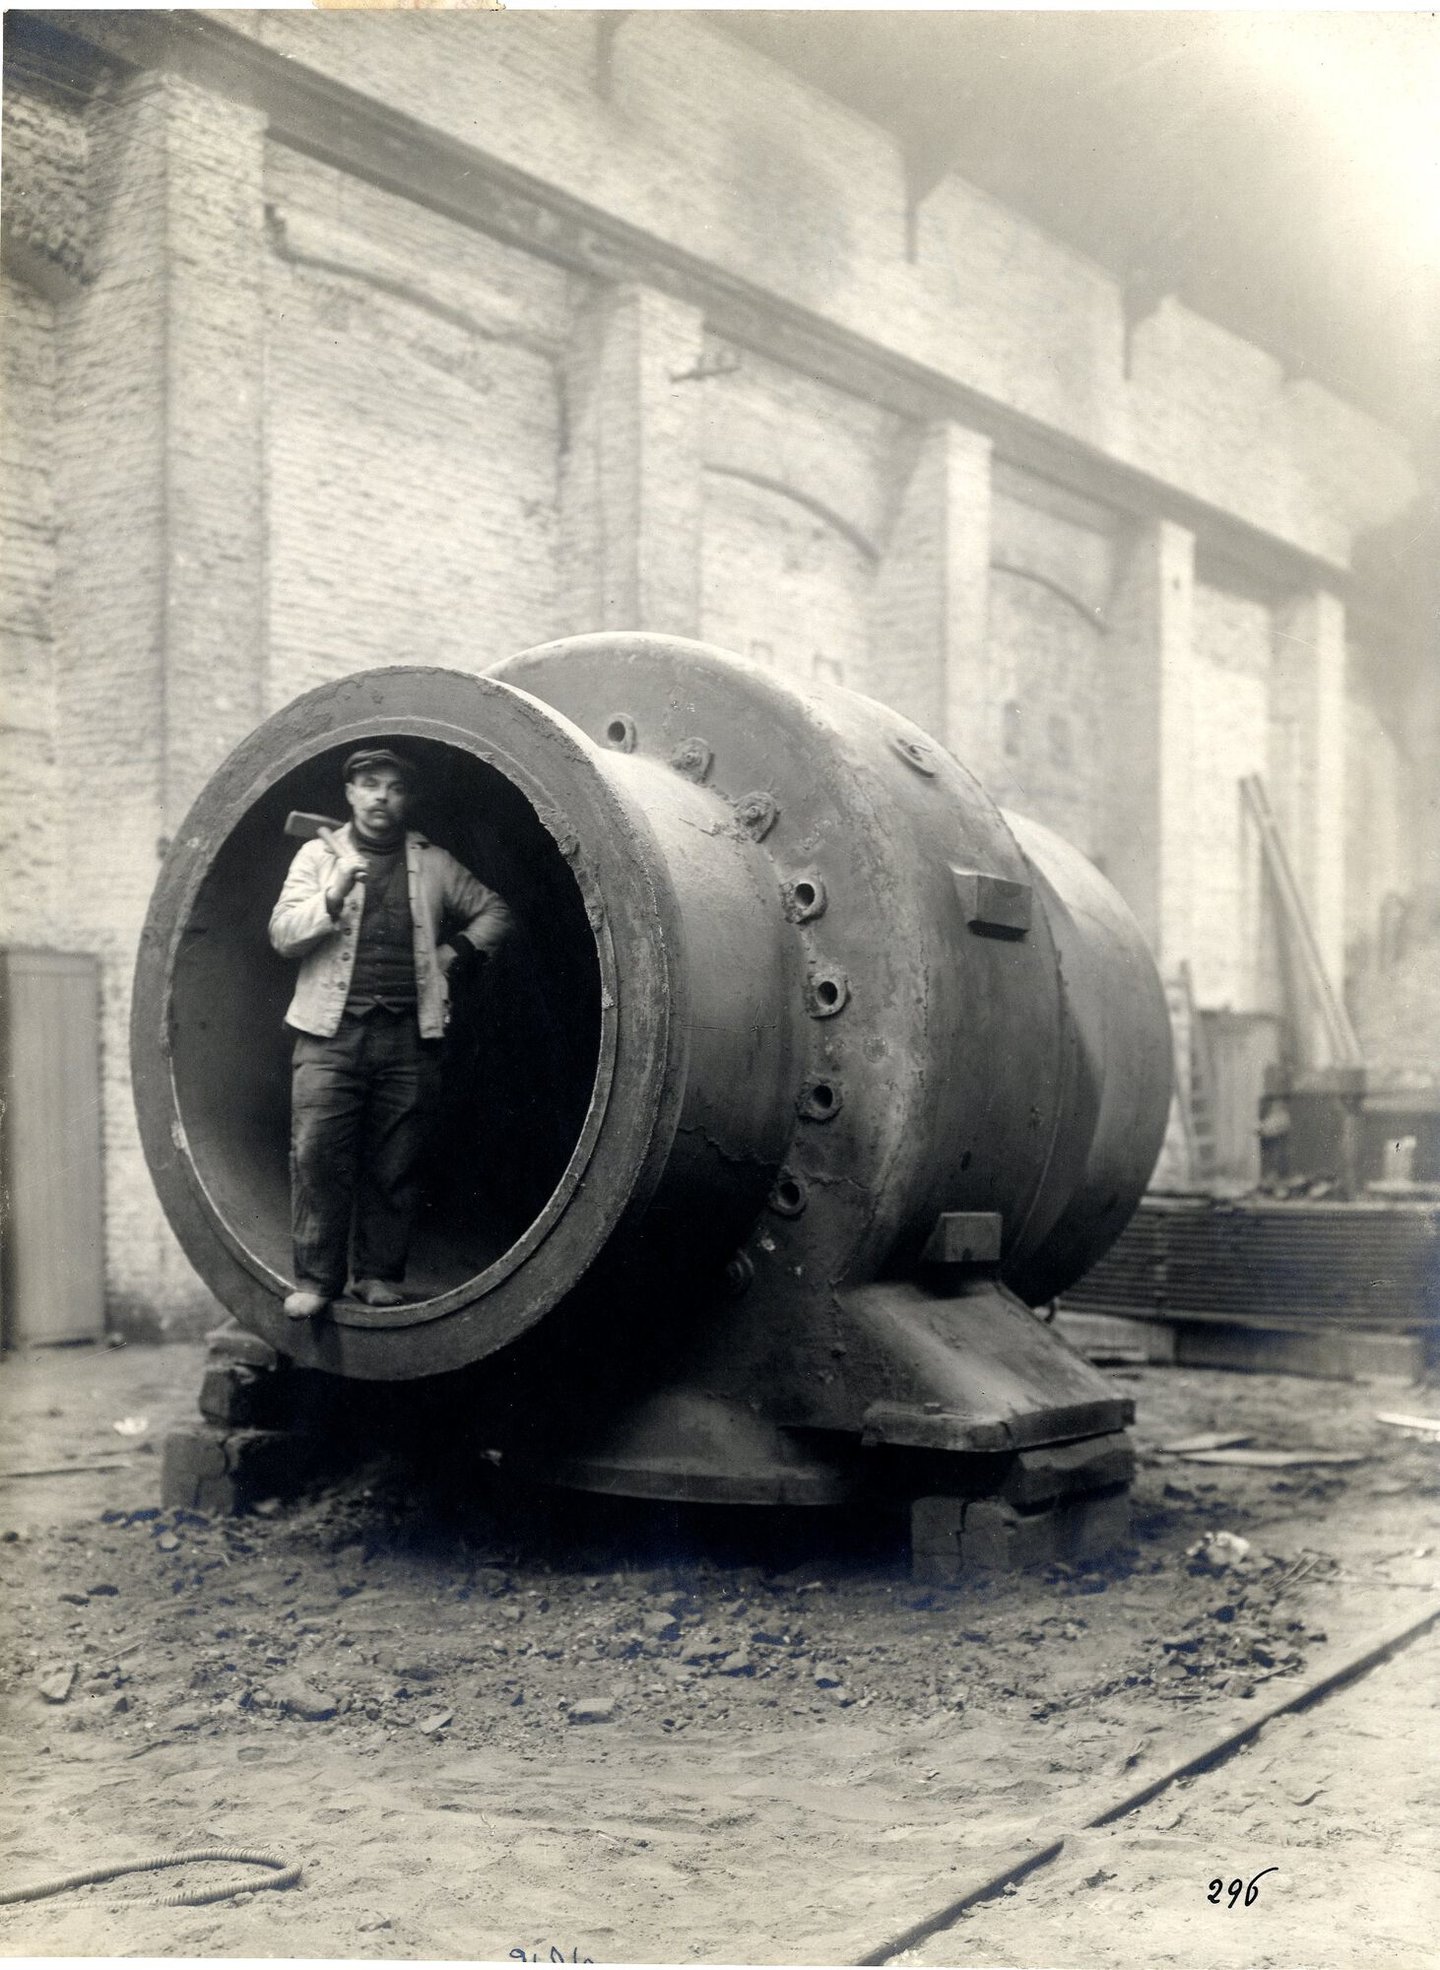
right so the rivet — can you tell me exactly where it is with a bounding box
[890,732,938,777]
[735,790,779,839]
[723,1251,755,1298]
[669,737,713,782]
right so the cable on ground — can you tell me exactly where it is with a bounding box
[0,1848,303,1910]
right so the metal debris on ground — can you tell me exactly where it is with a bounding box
[0,1461,133,1481]
[1158,1432,1253,1454]
[1174,1448,1368,1468]
[1375,1412,1440,1437]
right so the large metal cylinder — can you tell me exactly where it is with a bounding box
[134,635,1171,1504]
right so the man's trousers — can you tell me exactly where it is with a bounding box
[289,1009,442,1296]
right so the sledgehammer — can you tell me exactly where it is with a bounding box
[283,811,345,842]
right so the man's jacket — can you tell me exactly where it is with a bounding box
[269,827,512,1039]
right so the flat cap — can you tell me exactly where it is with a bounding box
[343,746,418,783]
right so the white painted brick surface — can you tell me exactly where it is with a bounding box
[1188,580,1272,1011]
[0,17,1429,1330]
[232,11,1416,565]
[49,77,269,1332]
[265,151,571,696]
[0,273,63,948]
[559,284,703,636]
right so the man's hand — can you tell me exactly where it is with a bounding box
[320,827,367,917]
[439,936,480,984]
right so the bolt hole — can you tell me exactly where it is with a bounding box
[777,1180,802,1209]
[798,1081,842,1123]
[782,873,827,923]
[602,713,637,753]
[816,979,840,1007]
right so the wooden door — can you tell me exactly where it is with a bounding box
[0,950,106,1346]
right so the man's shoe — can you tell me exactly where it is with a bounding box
[283,1289,329,1321]
[352,1278,408,1309]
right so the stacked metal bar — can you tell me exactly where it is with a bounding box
[1063,1197,1439,1334]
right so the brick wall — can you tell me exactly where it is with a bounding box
[1188,577,1273,1011]
[44,75,268,1335]
[0,15,1430,1329]
[698,338,899,696]
[1344,659,1414,964]
[0,84,84,950]
[1345,664,1440,1083]
[0,270,63,949]
[233,10,1417,569]
[985,466,1116,858]
[264,149,573,699]
[1,85,88,281]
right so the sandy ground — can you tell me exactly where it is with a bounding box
[1,1339,1438,1966]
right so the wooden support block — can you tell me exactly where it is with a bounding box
[199,1362,264,1428]
[999,1433,1134,1508]
[161,1425,239,1514]
[910,1494,968,1560]
[205,1321,280,1373]
[161,1424,323,1514]
[912,1486,1131,1583]
[197,1357,315,1430]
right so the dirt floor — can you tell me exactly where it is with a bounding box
[1,1338,1438,1967]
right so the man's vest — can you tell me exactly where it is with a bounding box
[345,840,418,1014]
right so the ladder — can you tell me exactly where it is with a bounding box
[1165,961,1217,1185]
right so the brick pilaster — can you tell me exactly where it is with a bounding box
[560,282,704,634]
[871,420,992,754]
[1102,517,1197,969]
[55,73,267,1327]
[1272,587,1347,991]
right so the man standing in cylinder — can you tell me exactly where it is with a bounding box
[269,748,513,1320]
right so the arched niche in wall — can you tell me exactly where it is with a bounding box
[988,563,1105,860]
[699,466,877,693]
[987,462,1116,861]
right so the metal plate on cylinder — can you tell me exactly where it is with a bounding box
[952,867,1032,938]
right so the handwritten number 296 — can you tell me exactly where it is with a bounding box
[1208,1868,1277,1908]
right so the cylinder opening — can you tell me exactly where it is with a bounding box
[167,738,604,1308]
